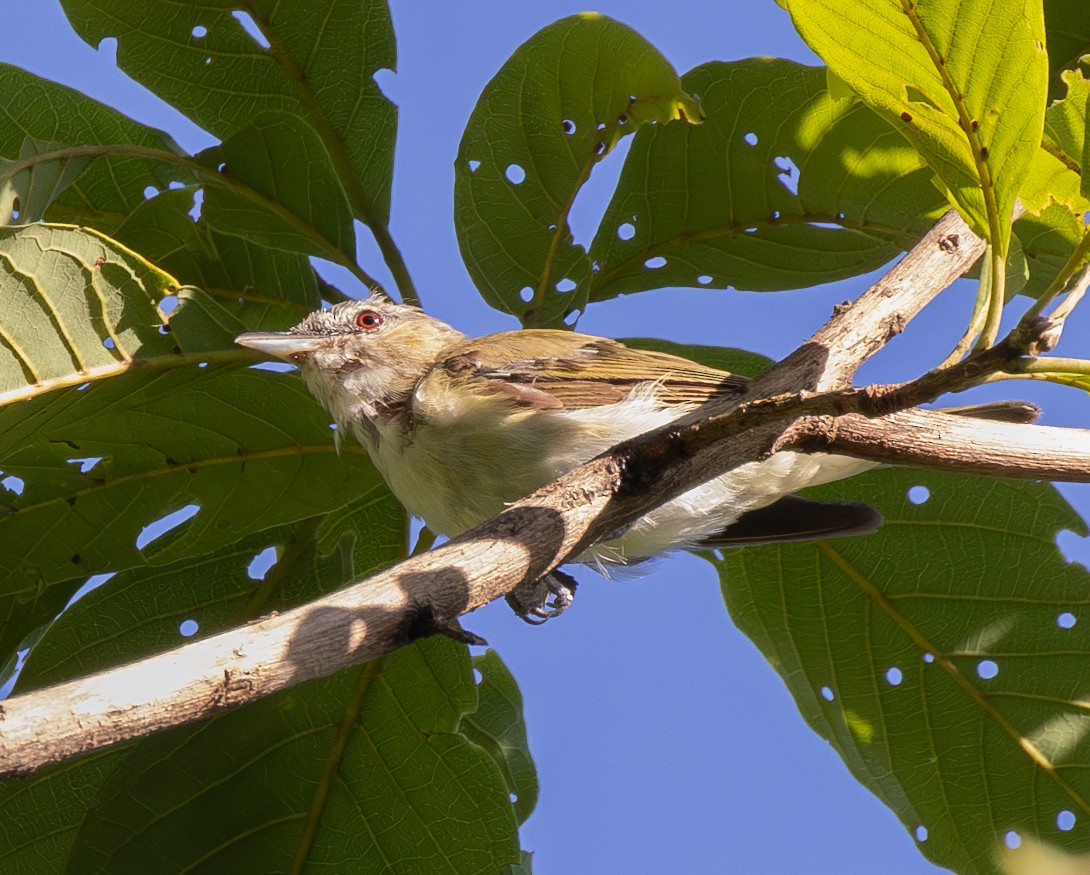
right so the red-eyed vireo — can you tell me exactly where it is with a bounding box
[236,295,892,619]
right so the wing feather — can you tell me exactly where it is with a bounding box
[423,330,749,411]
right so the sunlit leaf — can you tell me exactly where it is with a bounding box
[590,60,946,300]
[783,0,1048,256]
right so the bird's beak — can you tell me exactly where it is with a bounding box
[235,331,328,360]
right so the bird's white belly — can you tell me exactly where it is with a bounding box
[356,392,873,567]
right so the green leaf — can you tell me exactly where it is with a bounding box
[453,13,703,327]
[1015,205,1090,300]
[57,0,397,229]
[0,138,95,224]
[0,64,188,232]
[0,366,382,662]
[113,188,322,330]
[201,112,355,262]
[783,0,1049,256]
[57,641,521,874]
[710,468,1090,875]
[464,650,540,824]
[622,337,773,377]
[1045,0,1090,101]
[590,60,947,301]
[0,223,175,398]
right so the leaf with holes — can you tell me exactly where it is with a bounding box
[463,650,540,825]
[1045,0,1090,102]
[710,468,1090,875]
[0,223,176,399]
[113,188,324,331]
[0,64,189,233]
[0,137,95,224]
[782,0,1048,257]
[590,59,947,300]
[58,0,397,229]
[0,365,384,664]
[200,112,356,264]
[453,13,703,327]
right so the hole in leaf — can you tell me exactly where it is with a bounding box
[204,56,212,65]
[96,37,118,63]
[68,457,103,474]
[136,504,200,550]
[1058,612,1077,629]
[102,337,116,350]
[562,119,576,135]
[249,361,297,373]
[509,792,518,803]
[198,362,208,368]
[907,485,930,504]
[915,825,928,842]
[922,652,935,663]
[697,275,713,285]
[519,286,533,302]
[232,9,271,49]
[468,159,480,172]
[617,222,635,241]
[774,156,800,196]
[179,619,199,637]
[143,186,158,200]
[372,68,396,100]
[977,659,999,680]
[744,132,758,146]
[505,164,526,185]
[820,686,835,701]
[885,667,903,686]
[596,121,606,131]
[473,668,484,685]
[1004,830,1021,850]
[189,188,204,221]
[76,382,90,391]
[168,180,185,190]
[160,294,179,314]
[644,256,666,270]
[2,475,24,495]
[555,277,576,293]
[191,25,208,38]
[1058,810,1076,831]
[564,309,581,326]
[247,546,278,580]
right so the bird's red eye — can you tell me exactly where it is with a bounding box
[356,310,383,330]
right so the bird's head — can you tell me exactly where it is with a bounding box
[236,294,466,428]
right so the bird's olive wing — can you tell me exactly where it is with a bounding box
[432,330,749,410]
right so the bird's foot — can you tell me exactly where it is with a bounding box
[506,570,578,624]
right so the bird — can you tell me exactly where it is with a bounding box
[236,294,894,620]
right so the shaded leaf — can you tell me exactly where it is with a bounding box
[783,0,1048,256]
[201,112,355,262]
[0,138,95,224]
[1045,0,1090,101]
[0,64,187,233]
[113,188,322,330]
[454,13,702,326]
[51,641,521,874]
[58,0,397,228]
[464,650,539,824]
[0,366,381,662]
[711,468,1090,875]
[590,60,946,300]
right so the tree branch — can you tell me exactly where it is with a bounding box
[2,208,1086,777]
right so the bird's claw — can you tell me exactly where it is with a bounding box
[506,570,578,624]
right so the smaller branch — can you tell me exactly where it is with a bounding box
[795,411,1090,481]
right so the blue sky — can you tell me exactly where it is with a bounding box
[6,2,1090,873]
